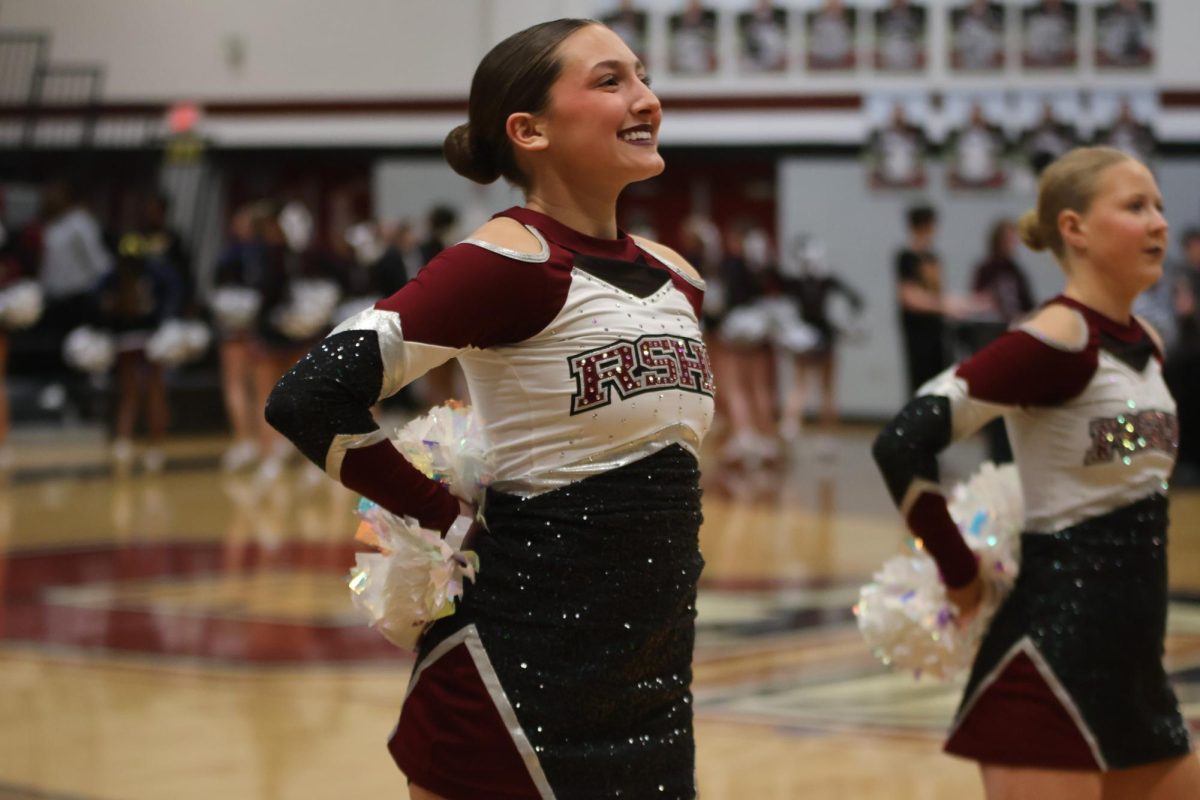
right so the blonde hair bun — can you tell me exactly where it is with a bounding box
[1017,208,1047,252]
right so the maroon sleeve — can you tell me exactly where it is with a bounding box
[954,328,1098,407]
[907,492,978,588]
[345,243,570,529]
[374,243,573,348]
[341,441,460,532]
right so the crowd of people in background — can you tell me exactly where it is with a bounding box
[3,178,1200,487]
[0,181,466,478]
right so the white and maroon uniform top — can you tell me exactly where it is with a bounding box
[874,295,1178,587]
[267,207,715,529]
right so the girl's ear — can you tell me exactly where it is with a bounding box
[507,112,549,154]
[1058,208,1087,254]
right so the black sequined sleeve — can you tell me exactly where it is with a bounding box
[872,388,979,587]
[265,329,384,468]
[872,395,951,509]
[265,326,461,532]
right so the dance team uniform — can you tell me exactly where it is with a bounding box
[874,295,1192,770]
[268,207,715,799]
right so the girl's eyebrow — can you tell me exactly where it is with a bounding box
[590,58,645,74]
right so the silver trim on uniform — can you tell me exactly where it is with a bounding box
[632,234,707,291]
[462,225,551,263]
[948,636,1108,771]
[1018,308,1089,352]
[403,625,557,800]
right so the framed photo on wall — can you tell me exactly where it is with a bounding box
[864,94,931,189]
[1021,0,1078,70]
[1095,0,1154,69]
[807,0,857,71]
[874,0,927,72]
[669,0,719,75]
[943,93,1010,189]
[739,1,789,73]
[1017,92,1082,173]
[599,0,650,65]
[949,1,1005,72]
[1092,90,1157,162]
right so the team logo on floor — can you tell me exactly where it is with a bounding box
[568,335,715,414]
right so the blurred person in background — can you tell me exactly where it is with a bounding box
[969,218,1037,462]
[212,204,269,471]
[138,192,195,317]
[418,204,466,405]
[717,224,779,464]
[372,220,420,298]
[267,18,715,798]
[896,204,950,395]
[39,180,112,333]
[779,235,863,452]
[1167,227,1200,483]
[972,219,1036,326]
[97,231,183,472]
[252,203,339,483]
[38,180,112,416]
[0,204,40,469]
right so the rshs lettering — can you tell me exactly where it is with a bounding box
[568,335,716,414]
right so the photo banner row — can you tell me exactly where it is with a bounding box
[864,88,1156,190]
[594,1,1155,76]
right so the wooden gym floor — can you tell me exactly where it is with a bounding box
[2,426,1198,800]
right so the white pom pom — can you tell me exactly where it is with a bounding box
[0,280,44,329]
[856,462,1024,680]
[63,326,116,374]
[392,402,494,505]
[348,505,477,651]
[146,319,212,365]
[181,320,212,359]
[271,279,340,340]
[211,286,261,333]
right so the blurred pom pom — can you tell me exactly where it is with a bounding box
[855,462,1023,680]
[63,325,115,374]
[211,286,261,333]
[332,295,376,326]
[392,401,494,505]
[271,279,339,340]
[348,501,478,651]
[0,280,44,330]
[146,319,212,365]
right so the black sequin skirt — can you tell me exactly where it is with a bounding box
[947,493,1193,770]
[393,444,705,799]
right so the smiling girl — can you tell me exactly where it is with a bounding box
[873,147,1200,798]
[267,19,713,800]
